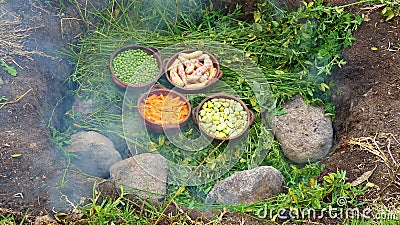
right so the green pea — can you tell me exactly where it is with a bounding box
[113,48,159,85]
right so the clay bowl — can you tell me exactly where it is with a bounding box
[109,44,163,90]
[164,49,223,94]
[192,93,255,141]
[137,85,191,134]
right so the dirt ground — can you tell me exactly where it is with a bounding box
[0,0,102,219]
[0,0,399,224]
[321,0,400,213]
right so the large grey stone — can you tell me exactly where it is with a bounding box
[205,166,285,205]
[0,76,4,86]
[71,96,129,157]
[64,131,122,178]
[270,96,333,164]
[109,153,168,201]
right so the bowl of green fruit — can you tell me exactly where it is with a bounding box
[109,44,163,90]
[192,94,255,141]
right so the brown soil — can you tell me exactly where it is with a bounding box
[321,0,400,213]
[0,0,399,224]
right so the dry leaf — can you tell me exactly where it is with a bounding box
[351,165,376,186]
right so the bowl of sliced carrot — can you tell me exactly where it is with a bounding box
[137,86,191,133]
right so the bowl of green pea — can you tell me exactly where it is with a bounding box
[109,45,163,90]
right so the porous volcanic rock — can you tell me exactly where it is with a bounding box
[205,166,286,205]
[269,96,333,163]
[109,153,168,201]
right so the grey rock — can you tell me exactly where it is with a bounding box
[64,131,122,178]
[269,96,333,164]
[205,166,286,205]
[109,153,168,201]
[71,96,128,156]
[0,77,4,86]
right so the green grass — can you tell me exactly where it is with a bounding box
[79,185,231,224]
[0,211,29,225]
[52,0,376,223]
[0,214,15,225]
[81,186,159,224]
